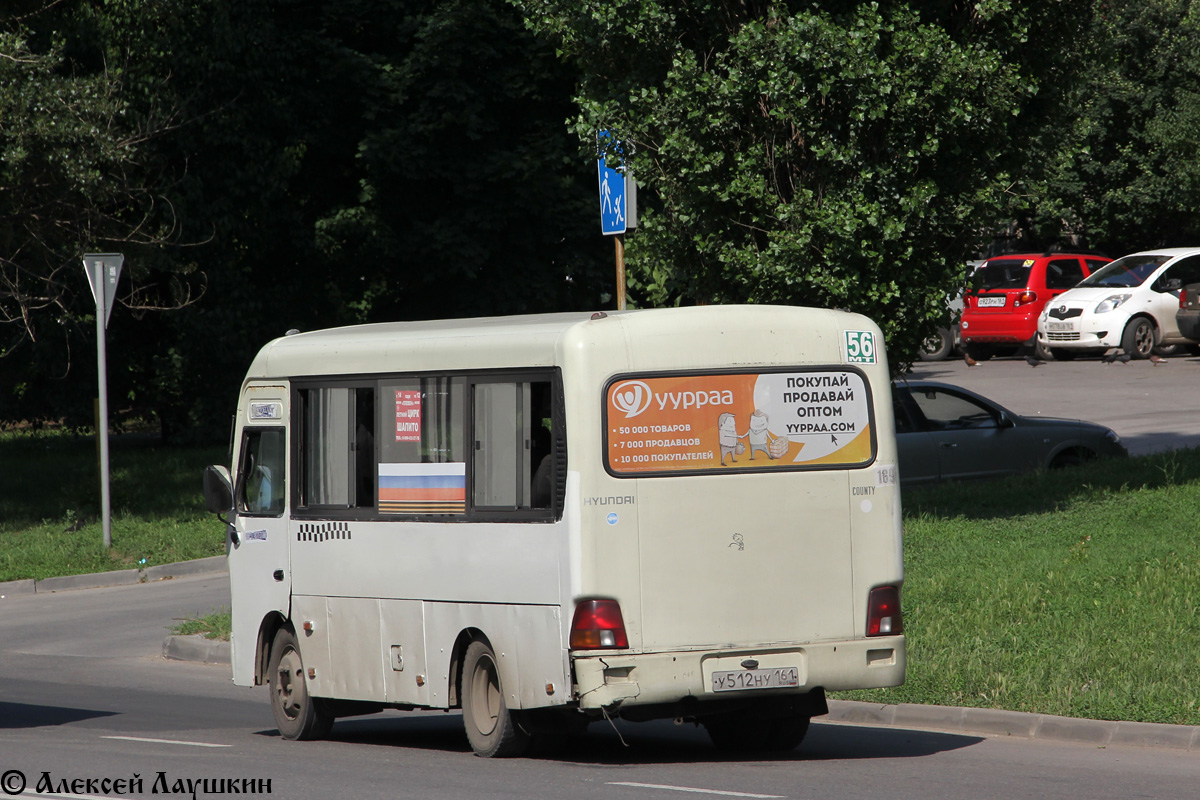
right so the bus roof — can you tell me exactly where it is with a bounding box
[243,305,876,380]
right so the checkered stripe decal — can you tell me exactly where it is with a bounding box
[296,522,352,543]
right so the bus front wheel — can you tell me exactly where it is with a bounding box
[461,640,531,757]
[268,626,333,741]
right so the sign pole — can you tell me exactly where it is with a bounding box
[598,131,635,311]
[615,235,626,311]
[95,280,112,549]
[83,254,123,550]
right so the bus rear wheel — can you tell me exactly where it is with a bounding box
[268,627,333,741]
[703,713,812,752]
[461,640,531,757]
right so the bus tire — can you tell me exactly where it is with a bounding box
[768,715,812,750]
[703,713,811,752]
[461,640,531,757]
[268,626,333,741]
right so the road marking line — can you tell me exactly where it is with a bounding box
[607,782,784,798]
[101,735,230,748]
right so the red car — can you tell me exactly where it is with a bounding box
[960,252,1111,359]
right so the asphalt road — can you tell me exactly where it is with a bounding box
[2,575,1197,799]
[2,356,1197,797]
[908,349,1200,456]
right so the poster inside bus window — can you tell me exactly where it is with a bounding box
[604,370,875,475]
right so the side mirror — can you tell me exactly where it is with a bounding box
[203,465,240,547]
[997,411,1015,429]
[203,465,234,514]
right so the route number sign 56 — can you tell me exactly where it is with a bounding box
[844,330,878,364]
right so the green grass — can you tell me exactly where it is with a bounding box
[170,607,232,640]
[0,427,228,581]
[4,428,1199,725]
[838,449,1200,726]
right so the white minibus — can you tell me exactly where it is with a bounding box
[203,305,905,756]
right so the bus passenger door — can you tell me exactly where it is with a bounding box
[228,385,292,687]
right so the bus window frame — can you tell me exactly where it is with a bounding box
[235,425,287,518]
[290,368,565,523]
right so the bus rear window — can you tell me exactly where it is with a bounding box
[604,369,874,476]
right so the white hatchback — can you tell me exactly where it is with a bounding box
[1036,247,1200,359]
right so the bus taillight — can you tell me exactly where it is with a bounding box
[570,599,629,649]
[866,586,903,636]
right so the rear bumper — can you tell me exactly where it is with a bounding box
[1178,311,1200,341]
[572,636,905,715]
[960,312,1037,344]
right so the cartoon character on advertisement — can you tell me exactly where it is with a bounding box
[717,412,744,465]
[744,409,783,460]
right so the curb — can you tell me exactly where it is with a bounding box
[0,555,226,596]
[163,634,231,664]
[0,554,225,597]
[825,700,1200,753]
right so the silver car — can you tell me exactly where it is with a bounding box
[892,380,1126,486]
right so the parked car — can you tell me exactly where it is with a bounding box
[892,380,1126,487]
[1036,248,1200,359]
[917,261,981,361]
[960,252,1111,360]
[1177,279,1200,341]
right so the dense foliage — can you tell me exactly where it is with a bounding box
[1030,0,1200,252]
[522,0,1095,359]
[1,0,609,440]
[3,1,1200,437]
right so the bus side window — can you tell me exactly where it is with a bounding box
[297,385,375,511]
[238,428,285,516]
[473,379,553,512]
[354,388,375,508]
[474,382,527,508]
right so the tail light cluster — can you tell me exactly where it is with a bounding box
[570,599,629,649]
[1181,288,1189,308]
[867,586,903,636]
[1013,290,1038,308]
[570,591,901,649]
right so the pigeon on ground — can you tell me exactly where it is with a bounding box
[1025,354,1044,367]
[1101,349,1127,364]
[964,354,979,367]
[1150,354,1168,365]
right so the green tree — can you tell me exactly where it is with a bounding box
[313,0,611,322]
[522,0,1094,365]
[1,2,210,435]
[1033,1,1200,253]
[1,0,609,438]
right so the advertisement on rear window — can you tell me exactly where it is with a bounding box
[604,369,875,476]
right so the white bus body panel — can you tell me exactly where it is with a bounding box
[287,517,574,708]
[224,306,904,716]
[557,307,904,706]
[227,384,291,687]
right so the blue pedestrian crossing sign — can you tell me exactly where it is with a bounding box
[597,131,633,236]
